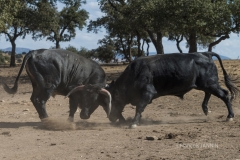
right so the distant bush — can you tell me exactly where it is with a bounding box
[16,54,23,58]
[0,53,10,65]
[17,58,22,63]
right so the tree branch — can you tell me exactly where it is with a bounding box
[208,34,229,52]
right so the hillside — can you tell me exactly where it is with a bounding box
[0,47,31,54]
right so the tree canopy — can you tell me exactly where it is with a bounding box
[45,0,89,48]
[88,0,240,60]
[0,0,88,66]
[1,0,240,65]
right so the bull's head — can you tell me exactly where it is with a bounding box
[106,81,125,123]
[66,84,111,119]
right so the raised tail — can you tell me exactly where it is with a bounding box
[1,52,32,94]
[209,52,239,101]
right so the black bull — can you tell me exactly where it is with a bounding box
[1,49,111,121]
[106,52,239,128]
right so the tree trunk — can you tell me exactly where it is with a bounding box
[146,30,164,54]
[10,41,16,67]
[146,40,150,56]
[127,36,133,62]
[188,31,197,53]
[119,37,131,62]
[56,40,60,49]
[136,30,142,57]
[127,46,132,62]
[156,32,164,54]
[141,40,145,56]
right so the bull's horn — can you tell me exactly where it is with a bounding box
[65,85,85,98]
[100,88,112,117]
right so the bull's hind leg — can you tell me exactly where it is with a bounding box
[202,92,211,115]
[206,85,234,121]
[31,87,53,120]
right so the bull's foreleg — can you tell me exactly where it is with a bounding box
[68,97,79,122]
[130,86,156,128]
[202,92,211,115]
[130,105,146,129]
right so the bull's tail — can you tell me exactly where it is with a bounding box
[210,52,239,101]
[1,52,32,94]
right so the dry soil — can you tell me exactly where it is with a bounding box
[1,60,240,160]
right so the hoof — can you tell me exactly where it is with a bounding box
[129,124,138,129]
[226,117,233,122]
[204,110,211,116]
[68,117,74,122]
[41,117,49,122]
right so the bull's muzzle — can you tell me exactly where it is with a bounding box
[108,114,118,122]
[80,109,90,119]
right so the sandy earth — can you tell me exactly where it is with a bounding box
[1,60,240,160]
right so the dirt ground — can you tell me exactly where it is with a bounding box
[1,60,240,160]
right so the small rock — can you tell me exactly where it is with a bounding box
[0,100,5,102]
[2,131,11,136]
[23,109,29,112]
[165,133,177,139]
[152,130,159,133]
[50,143,56,146]
[145,136,158,140]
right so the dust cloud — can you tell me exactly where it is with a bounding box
[40,117,122,131]
[41,118,76,131]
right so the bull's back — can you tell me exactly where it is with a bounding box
[125,54,205,96]
[26,49,106,95]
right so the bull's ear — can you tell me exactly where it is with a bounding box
[99,89,112,117]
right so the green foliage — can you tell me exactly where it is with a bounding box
[46,0,89,48]
[65,45,79,53]
[0,0,59,66]
[65,45,93,58]
[0,0,21,31]
[94,46,115,63]
[15,54,23,58]
[78,47,93,58]
[96,0,240,54]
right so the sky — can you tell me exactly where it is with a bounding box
[0,1,240,59]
